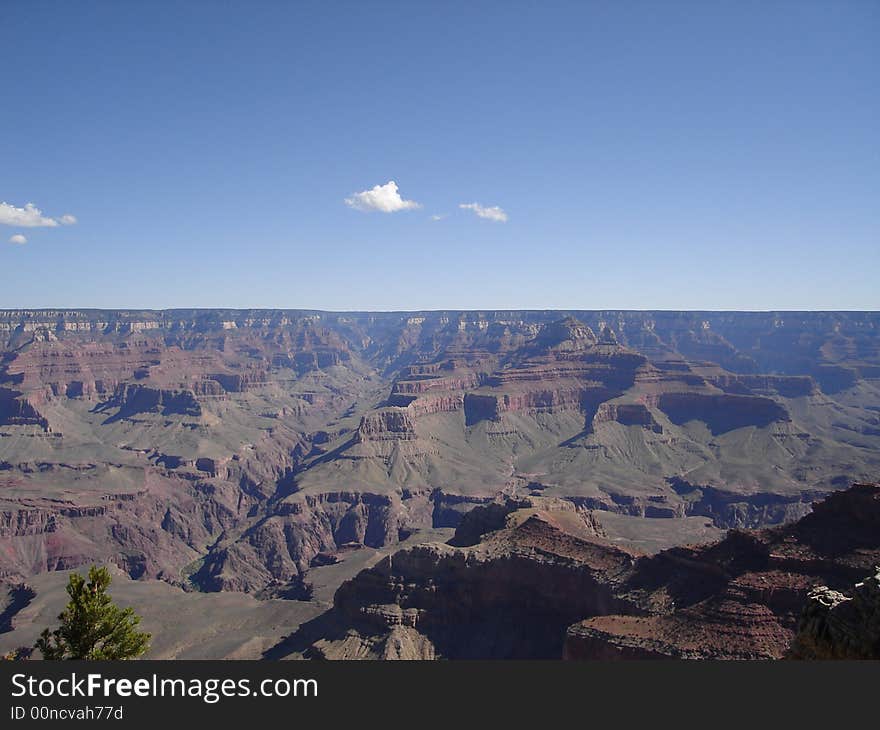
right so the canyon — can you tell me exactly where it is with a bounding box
[287,482,879,659]
[0,309,878,658]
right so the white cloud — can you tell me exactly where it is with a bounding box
[345,181,421,213]
[430,214,446,221]
[0,201,77,227]
[0,202,58,227]
[459,202,508,222]
[8,234,27,245]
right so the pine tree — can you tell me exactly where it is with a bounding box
[1,647,31,660]
[35,565,151,660]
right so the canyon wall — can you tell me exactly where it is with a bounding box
[0,309,878,599]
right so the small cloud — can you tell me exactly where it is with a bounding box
[345,181,421,213]
[8,234,27,245]
[0,201,78,227]
[430,214,446,221]
[459,202,508,222]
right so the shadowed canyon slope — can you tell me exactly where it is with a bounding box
[288,483,880,660]
[0,308,879,642]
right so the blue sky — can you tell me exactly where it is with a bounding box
[1,1,877,310]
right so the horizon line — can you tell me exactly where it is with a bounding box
[0,307,877,315]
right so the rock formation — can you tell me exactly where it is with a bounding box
[288,484,880,660]
[0,308,878,607]
[788,567,880,659]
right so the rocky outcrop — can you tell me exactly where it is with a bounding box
[563,483,819,528]
[0,507,59,536]
[294,484,880,660]
[666,478,822,528]
[788,568,880,659]
[448,495,606,547]
[205,371,269,392]
[565,483,880,660]
[653,392,790,434]
[0,389,49,430]
[455,326,647,425]
[390,370,482,397]
[0,471,247,584]
[565,595,794,659]
[464,386,600,424]
[709,374,817,398]
[299,507,637,659]
[356,409,417,441]
[527,317,598,352]
[192,490,435,592]
[592,402,662,433]
[98,383,202,420]
[429,491,496,528]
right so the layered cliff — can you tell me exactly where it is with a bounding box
[565,483,880,659]
[292,484,880,660]
[0,308,878,602]
[296,497,635,659]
